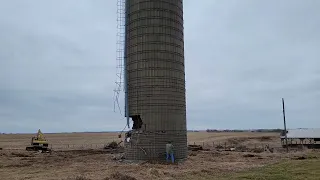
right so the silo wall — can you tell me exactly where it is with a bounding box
[124,0,187,161]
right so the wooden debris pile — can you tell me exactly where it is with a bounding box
[188,144,203,151]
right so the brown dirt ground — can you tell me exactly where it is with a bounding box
[0,132,314,180]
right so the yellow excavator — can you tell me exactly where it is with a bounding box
[26,129,50,152]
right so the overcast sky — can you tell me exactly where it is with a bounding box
[0,0,319,133]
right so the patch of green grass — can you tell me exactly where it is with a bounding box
[177,155,320,180]
[220,159,320,180]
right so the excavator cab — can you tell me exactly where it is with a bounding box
[26,129,50,152]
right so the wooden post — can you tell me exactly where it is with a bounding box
[282,98,289,153]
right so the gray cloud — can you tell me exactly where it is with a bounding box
[0,0,319,133]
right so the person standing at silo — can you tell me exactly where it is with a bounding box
[166,141,174,163]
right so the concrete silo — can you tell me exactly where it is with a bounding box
[124,0,187,161]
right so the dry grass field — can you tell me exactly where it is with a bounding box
[0,132,319,180]
[0,132,280,150]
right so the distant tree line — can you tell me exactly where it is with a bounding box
[206,129,283,133]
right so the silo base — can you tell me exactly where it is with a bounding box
[124,130,187,161]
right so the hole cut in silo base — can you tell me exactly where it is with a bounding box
[131,115,143,130]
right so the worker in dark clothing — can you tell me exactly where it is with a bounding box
[166,141,174,163]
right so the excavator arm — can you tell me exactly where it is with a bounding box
[36,129,46,141]
[32,129,48,145]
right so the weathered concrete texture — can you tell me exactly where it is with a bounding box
[125,0,187,161]
[124,130,187,160]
